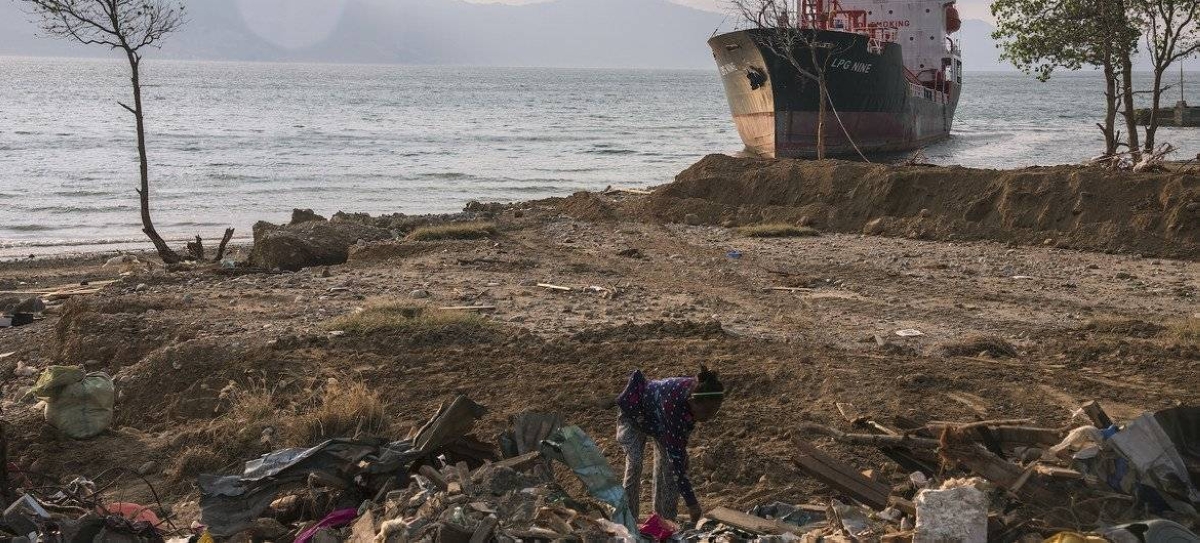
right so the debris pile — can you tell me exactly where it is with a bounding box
[2,393,1197,542]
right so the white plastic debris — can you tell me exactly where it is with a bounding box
[895,329,925,337]
[913,478,988,543]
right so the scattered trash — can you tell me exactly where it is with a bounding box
[895,328,925,337]
[913,478,988,543]
[726,250,743,259]
[29,366,115,439]
[537,282,572,292]
[639,512,678,540]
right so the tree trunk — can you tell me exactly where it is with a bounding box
[817,78,827,160]
[126,52,181,264]
[1120,54,1141,162]
[1102,47,1119,156]
[1145,66,1166,154]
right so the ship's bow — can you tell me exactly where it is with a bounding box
[709,31,776,157]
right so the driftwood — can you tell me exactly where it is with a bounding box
[187,228,237,263]
[924,423,1066,447]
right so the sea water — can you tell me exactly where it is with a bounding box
[2,56,1198,255]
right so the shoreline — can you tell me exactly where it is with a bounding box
[0,157,1197,536]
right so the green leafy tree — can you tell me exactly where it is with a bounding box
[1133,0,1200,155]
[992,0,1140,158]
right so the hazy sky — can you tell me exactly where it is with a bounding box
[466,0,996,21]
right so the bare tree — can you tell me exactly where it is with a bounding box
[18,0,235,264]
[1133,0,1200,155]
[732,0,852,159]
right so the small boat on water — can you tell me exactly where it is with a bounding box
[709,0,963,158]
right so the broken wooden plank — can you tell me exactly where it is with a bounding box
[469,515,498,543]
[770,287,815,293]
[1080,400,1114,428]
[704,506,796,535]
[792,440,891,510]
[417,465,449,491]
[483,451,543,473]
[801,423,941,450]
[939,443,1060,509]
[411,395,488,454]
[437,306,498,312]
[536,283,572,292]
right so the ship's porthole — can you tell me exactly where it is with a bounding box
[926,8,930,12]
[909,37,914,41]
[888,9,893,14]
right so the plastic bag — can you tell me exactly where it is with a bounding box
[32,366,114,439]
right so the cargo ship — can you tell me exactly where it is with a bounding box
[709,0,962,158]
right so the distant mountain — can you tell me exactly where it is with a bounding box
[0,0,727,68]
[959,19,1011,71]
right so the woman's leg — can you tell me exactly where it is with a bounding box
[616,417,647,518]
[651,439,680,521]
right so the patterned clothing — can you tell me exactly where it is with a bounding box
[616,370,698,508]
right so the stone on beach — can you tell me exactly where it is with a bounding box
[250,218,393,272]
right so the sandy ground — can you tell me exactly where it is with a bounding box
[1,194,1198,531]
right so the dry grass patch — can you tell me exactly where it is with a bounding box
[1084,317,1165,339]
[284,381,390,446]
[935,334,1019,358]
[167,446,227,482]
[327,303,496,338]
[737,223,820,238]
[407,221,497,241]
[1168,317,1200,347]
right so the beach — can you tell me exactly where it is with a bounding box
[2,161,1198,530]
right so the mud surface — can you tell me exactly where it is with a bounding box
[1,162,1198,527]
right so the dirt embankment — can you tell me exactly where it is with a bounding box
[634,155,1200,259]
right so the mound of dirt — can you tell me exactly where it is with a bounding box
[557,191,618,222]
[639,154,1200,259]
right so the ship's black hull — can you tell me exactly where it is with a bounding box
[709,29,960,158]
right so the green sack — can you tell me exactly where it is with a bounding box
[34,367,115,439]
[30,365,87,399]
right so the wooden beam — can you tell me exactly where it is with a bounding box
[792,440,891,510]
[1080,401,1114,428]
[704,506,796,535]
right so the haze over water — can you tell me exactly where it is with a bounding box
[3,56,1200,256]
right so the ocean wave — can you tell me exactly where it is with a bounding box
[4,224,61,232]
[0,234,220,250]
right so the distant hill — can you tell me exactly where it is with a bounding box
[0,0,727,68]
[959,19,1011,71]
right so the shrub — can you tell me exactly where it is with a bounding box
[407,222,497,241]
